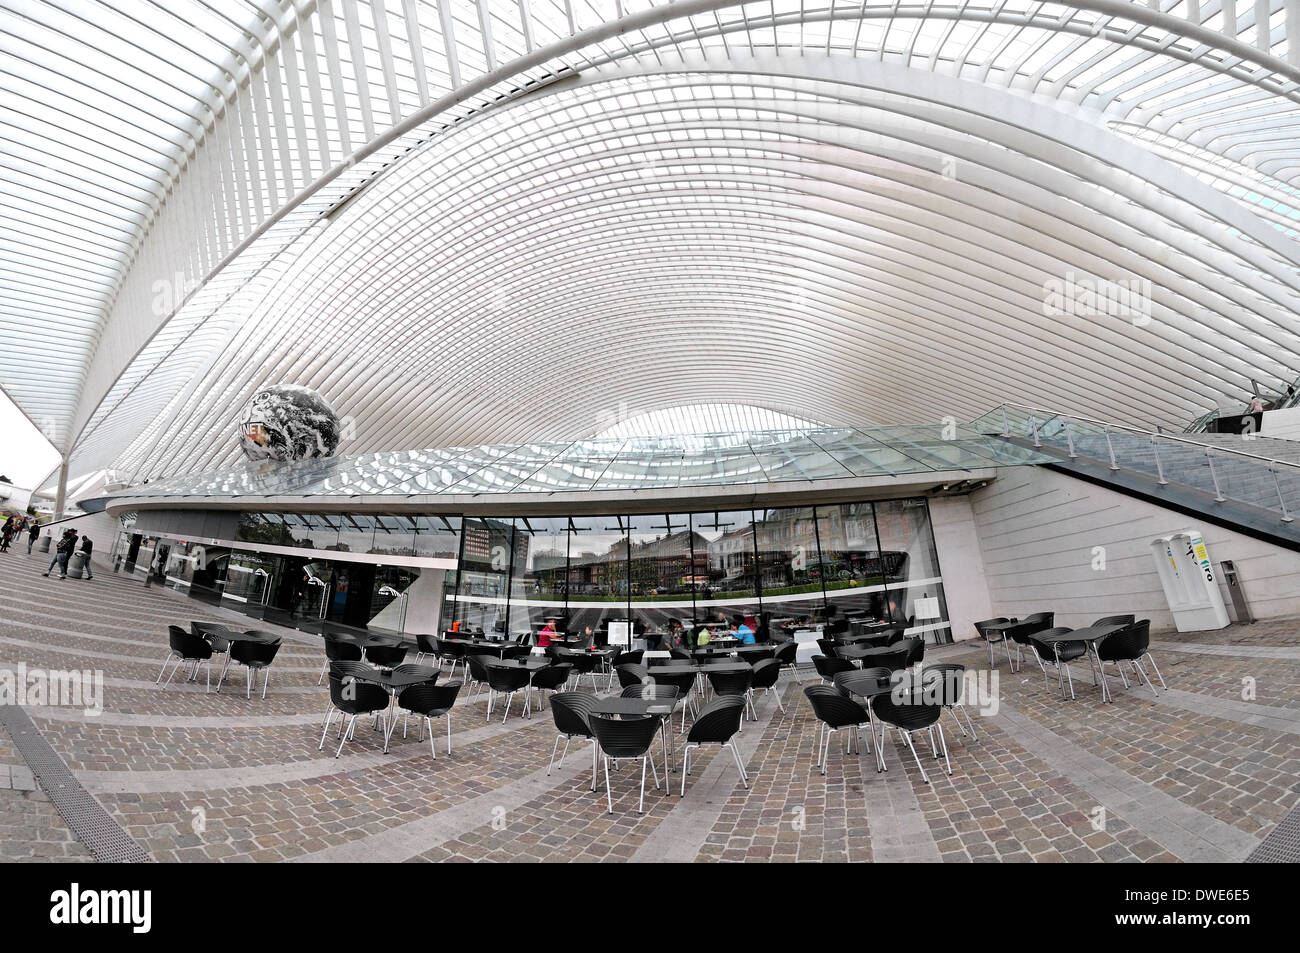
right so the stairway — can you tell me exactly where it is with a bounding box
[975,405,1300,551]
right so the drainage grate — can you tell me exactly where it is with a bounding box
[0,704,150,863]
[1246,802,1300,863]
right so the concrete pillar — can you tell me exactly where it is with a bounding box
[53,459,69,520]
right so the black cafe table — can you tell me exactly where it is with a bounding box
[1031,626,1124,703]
[982,620,1020,669]
[831,672,894,772]
[591,696,676,783]
[343,664,440,751]
[322,629,407,649]
[448,638,519,659]
[201,627,282,691]
[835,643,907,666]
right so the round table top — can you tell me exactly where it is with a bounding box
[1033,625,1122,644]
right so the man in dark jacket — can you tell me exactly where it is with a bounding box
[79,536,94,579]
[43,529,77,579]
[26,521,39,553]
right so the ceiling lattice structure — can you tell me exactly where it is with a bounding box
[3,1,1299,490]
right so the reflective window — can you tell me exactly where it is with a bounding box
[509,517,569,635]
[691,510,760,628]
[224,550,278,606]
[566,515,629,642]
[817,503,890,620]
[454,517,516,636]
[873,499,949,637]
[627,513,697,640]
[410,515,461,559]
[334,514,376,554]
[755,506,824,625]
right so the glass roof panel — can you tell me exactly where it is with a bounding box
[106,425,1052,501]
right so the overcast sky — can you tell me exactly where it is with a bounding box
[0,389,61,490]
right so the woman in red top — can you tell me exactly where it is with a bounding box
[537,620,558,647]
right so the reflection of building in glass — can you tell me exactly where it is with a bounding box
[629,530,708,595]
[707,527,756,590]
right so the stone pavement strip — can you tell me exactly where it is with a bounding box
[856,731,944,862]
[630,680,790,862]
[991,703,1260,862]
[288,749,593,863]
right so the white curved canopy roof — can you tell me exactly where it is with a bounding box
[3,0,1299,489]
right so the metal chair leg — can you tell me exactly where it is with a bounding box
[603,757,613,814]
[936,723,952,775]
[336,714,357,758]
[902,731,931,784]
[957,704,977,741]
[729,741,749,787]
[319,709,337,750]
[1145,653,1167,689]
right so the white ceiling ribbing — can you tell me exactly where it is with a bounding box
[1,0,1296,489]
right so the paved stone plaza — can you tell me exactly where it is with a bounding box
[0,547,1296,863]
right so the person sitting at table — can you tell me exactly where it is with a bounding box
[537,619,559,648]
[733,615,756,645]
[696,624,711,646]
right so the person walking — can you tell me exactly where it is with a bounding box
[78,535,94,580]
[26,521,39,554]
[43,528,77,579]
[0,521,12,552]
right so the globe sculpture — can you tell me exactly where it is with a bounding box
[237,385,341,462]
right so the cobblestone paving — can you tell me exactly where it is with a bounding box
[0,721,95,862]
[1,546,1294,862]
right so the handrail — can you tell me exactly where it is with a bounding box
[986,402,1300,473]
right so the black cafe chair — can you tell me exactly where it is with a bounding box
[318,637,363,685]
[871,690,951,783]
[749,658,784,714]
[615,663,649,689]
[773,639,799,679]
[547,692,599,790]
[387,682,460,758]
[706,668,756,721]
[643,670,697,728]
[218,636,281,699]
[1093,614,1135,629]
[158,625,214,691]
[589,714,663,815]
[680,696,748,797]
[413,631,440,665]
[563,650,603,691]
[1028,628,1089,699]
[320,671,390,758]
[1096,620,1164,697]
[462,653,491,703]
[528,663,572,711]
[974,617,1011,669]
[483,661,531,723]
[365,642,409,670]
[1002,619,1042,673]
[437,637,466,679]
[812,654,855,684]
[804,685,875,775]
[921,663,978,742]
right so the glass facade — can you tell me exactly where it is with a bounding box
[129,494,951,643]
[441,497,950,644]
